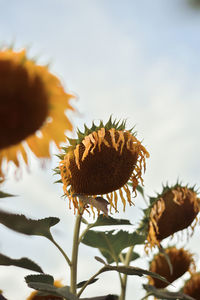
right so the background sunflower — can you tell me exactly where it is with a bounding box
[0,48,75,179]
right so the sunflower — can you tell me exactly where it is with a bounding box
[26,280,63,300]
[56,118,149,214]
[0,48,74,178]
[139,183,200,249]
[183,273,200,300]
[149,247,195,289]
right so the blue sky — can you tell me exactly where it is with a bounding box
[0,1,200,299]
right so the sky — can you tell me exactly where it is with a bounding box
[0,0,200,299]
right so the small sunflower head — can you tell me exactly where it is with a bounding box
[57,118,149,214]
[149,247,195,288]
[139,182,200,249]
[26,280,63,300]
[0,47,74,178]
[183,273,200,300]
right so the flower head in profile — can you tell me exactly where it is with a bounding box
[149,247,195,288]
[26,280,63,300]
[57,118,149,214]
[139,182,200,249]
[0,48,74,178]
[183,272,200,300]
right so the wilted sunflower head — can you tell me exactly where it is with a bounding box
[149,247,195,288]
[0,47,74,178]
[26,280,63,300]
[57,118,149,214]
[139,182,200,249]
[183,272,200,300]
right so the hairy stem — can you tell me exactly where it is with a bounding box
[70,213,82,294]
[50,236,71,267]
[119,246,134,300]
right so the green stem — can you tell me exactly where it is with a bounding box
[119,246,134,300]
[70,213,82,294]
[49,236,71,267]
[117,261,124,295]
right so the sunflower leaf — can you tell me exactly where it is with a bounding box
[0,253,43,273]
[81,230,145,263]
[142,284,196,300]
[88,263,169,286]
[0,210,60,239]
[25,274,54,285]
[98,265,169,285]
[90,214,132,228]
[26,281,78,300]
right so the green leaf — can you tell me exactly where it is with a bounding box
[102,265,169,284]
[142,284,195,300]
[0,253,43,273]
[92,261,170,286]
[90,214,132,228]
[0,210,60,239]
[99,249,115,264]
[26,281,78,300]
[81,230,145,263]
[25,274,54,285]
[0,191,15,198]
